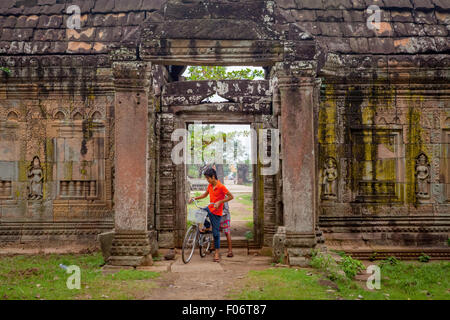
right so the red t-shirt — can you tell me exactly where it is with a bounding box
[207,181,229,216]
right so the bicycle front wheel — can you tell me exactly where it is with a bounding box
[182,225,198,264]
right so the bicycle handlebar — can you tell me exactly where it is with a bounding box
[191,198,214,209]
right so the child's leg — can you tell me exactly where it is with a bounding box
[226,232,232,254]
[207,211,221,259]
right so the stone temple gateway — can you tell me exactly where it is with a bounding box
[0,0,449,266]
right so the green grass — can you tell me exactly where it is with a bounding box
[229,268,333,300]
[235,193,253,207]
[338,260,450,300]
[232,260,450,300]
[0,253,160,300]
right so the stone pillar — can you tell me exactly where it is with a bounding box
[277,62,318,266]
[108,61,152,266]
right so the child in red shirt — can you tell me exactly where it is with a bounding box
[189,168,234,262]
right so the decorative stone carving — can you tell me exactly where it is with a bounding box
[272,226,286,264]
[108,231,153,267]
[0,180,12,198]
[28,156,43,200]
[322,157,338,200]
[59,180,97,199]
[416,152,431,202]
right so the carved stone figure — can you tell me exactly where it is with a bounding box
[28,156,43,200]
[415,153,430,201]
[322,157,338,200]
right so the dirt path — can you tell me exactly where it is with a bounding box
[143,249,271,300]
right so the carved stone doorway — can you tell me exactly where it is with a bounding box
[107,1,320,266]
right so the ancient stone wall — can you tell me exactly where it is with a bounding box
[317,54,450,247]
[0,55,114,243]
[0,0,448,251]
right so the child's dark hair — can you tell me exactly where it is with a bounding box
[203,167,217,180]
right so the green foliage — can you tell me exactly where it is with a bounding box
[418,253,430,263]
[245,230,254,240]
[340,255,365,279]
[369,251,378,261]
[186,219,194,229]
[0,67,11,75]
[380,256,400,268]
[447,238,450,246]
[186,66,264,81]
[310,250,333,270]
[187,165,199,177]
[152,253,163,262]
[310,250,346,282]
[333,250,346,257]
[310,250,365,281]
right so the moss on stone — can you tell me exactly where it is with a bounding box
[318,85,337,164]
[406,105,430,205]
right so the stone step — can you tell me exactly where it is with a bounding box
[218,236,258,248]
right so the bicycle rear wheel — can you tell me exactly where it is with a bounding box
[199,233,212,258]
[182,225,198,264]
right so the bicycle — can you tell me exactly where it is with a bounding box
[182,199,214,264]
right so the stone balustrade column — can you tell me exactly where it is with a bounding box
[108,61,152,266]
[276,61,319,266]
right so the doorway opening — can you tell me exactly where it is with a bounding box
[185,123,255,246]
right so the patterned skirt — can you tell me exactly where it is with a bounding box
[220,202,231,235]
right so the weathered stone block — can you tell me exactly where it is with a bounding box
[295,0,324,9]
[141,0,166,11]
[98,230,115,261]
[92,0,115,13]
[272,226,286,263]
[114,0,142,12]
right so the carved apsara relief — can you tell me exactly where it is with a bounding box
[415,152,431,203]
[322,157,338,200]
[28,156,43,200]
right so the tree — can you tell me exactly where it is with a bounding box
[185,66,264,81]
[186,124,250,178]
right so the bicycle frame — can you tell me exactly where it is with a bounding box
[182,199,215,263]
